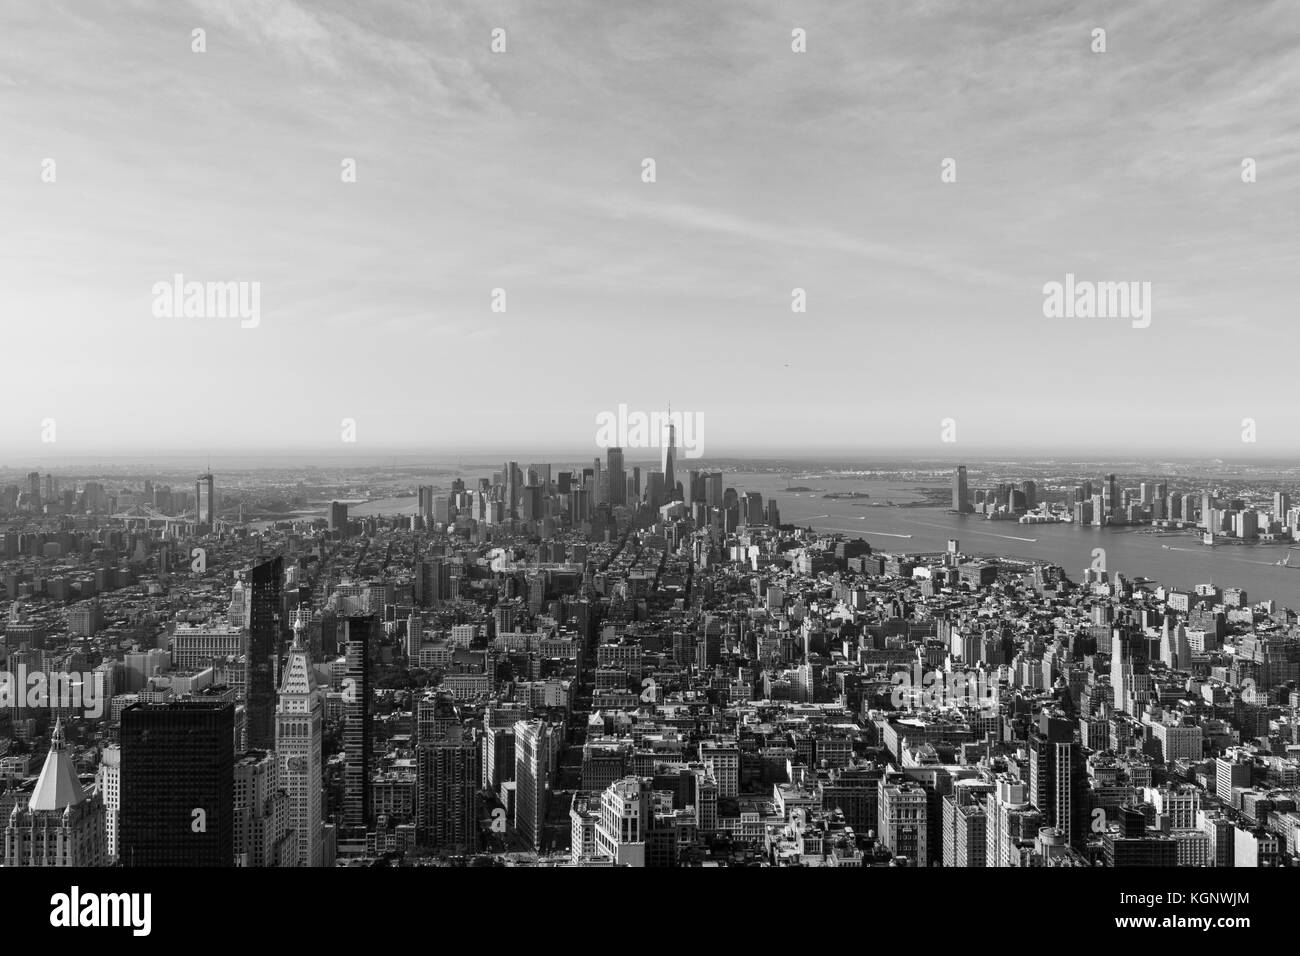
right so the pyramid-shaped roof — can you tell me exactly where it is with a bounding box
[29,720,85,812]
[279,610,317,696]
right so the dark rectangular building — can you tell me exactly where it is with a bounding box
[120,700,235,867]
[416,731,480,852]
[246,555,283,750]
[343,615,373,831]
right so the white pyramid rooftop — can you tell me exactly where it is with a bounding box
[29,720,85,812]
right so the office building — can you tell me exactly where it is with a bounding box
[595,776,652,867]
[233,750,289,867]
[196,472,215,530]
[662,417,677,500]
[607,447,626,507]
[120,700,235,867]
[342,615,374,834]
[3,720,106,867]
[246,555,283,751]
[276,610,324,867]
[416,727,480,853]
[1028,714,1086,847]
[329,500,349,536]
[953,466,972,513]
[879,780,928,865]
[514,719,553,850]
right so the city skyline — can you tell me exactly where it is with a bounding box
[4,448,1298,878]
[3,0,1298,913]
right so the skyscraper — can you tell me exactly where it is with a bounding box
[120,700,235,867]
[406,609,422,659]
[98,744,121,862]
[607,447,626,507]
[276,609,324,867]
[233,750,286,866]
[329,500,349,536]
[246,555,283,751]
[662,415,677,500]
[415,556,448,608]
[1103,474,1119,516]
[416,727,480,853]
[1110,628,1127,710]
[706,471,723,509]
[506,460,519,519]
[529,463,552,495]
[514,719,553,850]
[766,499,781,527]
[1110,627,1150,716]
[645,471,665,510]
[953,466,972,514]
[342,615,373,834]
[522,481,542,521]
[1159,618,1192,671]
[196,472,215,529]
[1021,480,1037,510]
[985,779,1031,868]
[1028,714,1086,848]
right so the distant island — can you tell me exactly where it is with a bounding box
[823,492,870,499]
[784,485,823,492]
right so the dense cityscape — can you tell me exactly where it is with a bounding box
[9,0,1294,939]
[3,442,1299,870]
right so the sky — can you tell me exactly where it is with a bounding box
[2,0,1299,462]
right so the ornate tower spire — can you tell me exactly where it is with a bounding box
[291,606,309,649]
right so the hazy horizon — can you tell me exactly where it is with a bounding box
[8,446,1300,473]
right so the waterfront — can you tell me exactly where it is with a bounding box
[323,471,1300,609]
[729,474,1300,609]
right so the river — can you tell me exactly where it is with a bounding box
[284,471,1300,609]
[727,473,1300,609]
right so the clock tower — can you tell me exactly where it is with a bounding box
[275,608,324,866]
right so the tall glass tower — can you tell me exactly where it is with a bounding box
[953,466,971,513]
[662,415,677,500]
